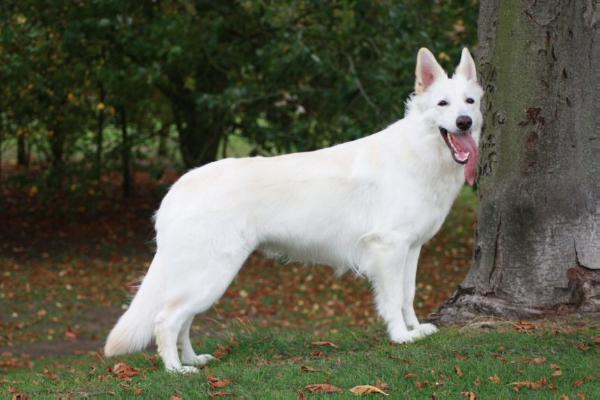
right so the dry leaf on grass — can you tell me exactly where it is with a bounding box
[209,391,234,398]
[111,362,140,381]
[64,326,77,341]
[461,391,477,400]
[208,375,233,389]
[511,377,547,391]
[169,395,183,400]
[488,375,501,384]
[454,365,464,377]
[301,365,320,373]
[594,336,600,346]
[43,367,59,381]
[310,341,338,348]
[305,383,342,393]
[297,390,307,400]
[520,356,546,365]
[349,385,389,396]
[576,342,590,352]
[573,375,594,388]
[415,380,429,389]
[404,372,417,380]
[119,383,143,395]
[513,320,537,331]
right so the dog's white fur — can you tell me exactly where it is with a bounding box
[105,48,483,373]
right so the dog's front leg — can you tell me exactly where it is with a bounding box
[363,233,422,344]
[401,246,438,337]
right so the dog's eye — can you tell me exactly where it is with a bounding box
[437,100,448,106]
[466,98,475,104]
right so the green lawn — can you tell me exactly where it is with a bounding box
[3,324,598,399]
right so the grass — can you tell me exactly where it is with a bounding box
[2,173,597,399]
[3,324,598,399]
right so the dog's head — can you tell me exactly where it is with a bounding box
[409,48,483,186]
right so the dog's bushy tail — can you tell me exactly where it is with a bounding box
[104,254,164,357]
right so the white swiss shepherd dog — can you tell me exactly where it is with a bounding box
[105,48,483,373]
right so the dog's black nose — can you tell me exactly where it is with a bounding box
[456,116,472,131]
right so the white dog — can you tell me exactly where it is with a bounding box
[105,48,483,373]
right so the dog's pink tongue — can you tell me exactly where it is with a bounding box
[453,134,479,186]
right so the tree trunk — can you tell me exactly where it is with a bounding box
[17,134,29,167]
[48,126,66,188]
[95,84,106,179]
[433,0,599,324]
[157,125,168,158]
[172,94,223,169]
[120,108,133,197]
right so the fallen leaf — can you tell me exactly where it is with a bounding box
[559,396,570,400]
[301,365,320,373]
[573,375,594,388]
[120,384,143,395]
[310,350,325,357]
[208,376,232,389]
[209,391,234,398]
[461,391,477,400]
[473,377,481,386]
[169,395,183,400]
[576,342,590,352]
[11,394,29,400]
[305,383,342,393]
[454,365,464,377]
[488,375,501,384]
[349,385,389,396]
[550,363,561,370]
[43,367,59,381]
[311,341,338,348]
[552,369,563,377]
[521,356,546,365]
[513,321,537,331]
[111,362,139,381]
[404,373,417,380]
[511,377,547,391]
[65,326,77,341]
[297,390,307,400]
[453,351,467,360]
[577,393,587,400]
[594,336,600,346]
[415,380,429,389]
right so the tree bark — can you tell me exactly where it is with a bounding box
[172,93,223,169]
[17,134,29,167]
[120,108,133,197]
[433,0,600,324]
[95,84,106,179]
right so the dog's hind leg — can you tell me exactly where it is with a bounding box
[178,315,215,366]
[402,246,438,337]
[362,232,423,344]
[154,247,250,373]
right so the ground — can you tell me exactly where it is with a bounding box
[1,168,598,398]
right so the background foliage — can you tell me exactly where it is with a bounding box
[0,0,477,194]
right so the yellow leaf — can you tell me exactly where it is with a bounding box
[349,385,389,396]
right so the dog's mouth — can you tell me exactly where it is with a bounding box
[439,127,479,186]
[439,128,470,164]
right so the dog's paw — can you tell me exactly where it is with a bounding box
[182,354,216,367]
[167,365,199,374]
[415,323,438,337]
[389,330,422,344]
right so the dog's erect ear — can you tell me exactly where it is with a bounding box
[454,48,477,82]
[415,48,446,94]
